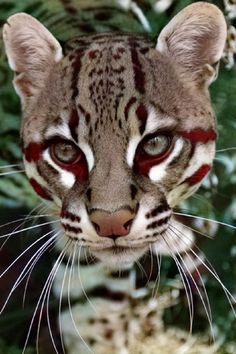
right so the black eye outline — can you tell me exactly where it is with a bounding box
[49,140,82,166]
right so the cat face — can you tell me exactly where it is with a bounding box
[3,3,226,268]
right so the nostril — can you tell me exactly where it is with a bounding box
[123,218,133,232]
[92,222,100,234]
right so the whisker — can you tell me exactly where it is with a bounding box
[67,242,94,353]
[0,163,22,169]
[162,232,194,335]
[22,237,60,307]
[174,218,213,240]
[0,231,59,315]
[0,170,25,176]
[168,228,215,341]
[0,219,60,239]
[173,212,236,230]
[23,241,69,354]
[0,229,58,280]
[169,223,236,317]
[216,147,236,152]
[151,245,162,299]
[78,246,97,313]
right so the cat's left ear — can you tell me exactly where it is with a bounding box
[3,13,63,104]
[156,2,227,87]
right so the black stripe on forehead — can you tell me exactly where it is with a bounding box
[71,48,85,100]
[129,41,146,94]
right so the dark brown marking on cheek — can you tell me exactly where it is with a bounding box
[183,164,211,186]
[29,178,52,200]
[62,224,82,234]
[24,143,44,162]
[61,209,81,222]
[136,104,148,135]
[124,97,137,120]
[69,109,79,141]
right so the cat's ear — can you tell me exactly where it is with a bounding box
[156,2,227,87]
[3,13,63,103]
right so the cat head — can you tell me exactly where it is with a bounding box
[3,3,226,268]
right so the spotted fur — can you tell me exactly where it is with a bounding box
[3,3,227,353]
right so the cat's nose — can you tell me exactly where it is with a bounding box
[90,209,134,239]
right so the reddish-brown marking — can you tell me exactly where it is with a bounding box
[178,129,217,143]
[124,97,137,120]
[24,143,44,162]
[136,104,148,135]
[71,49,84,99]
[29,178,52,200]
[69,109,79,141]
[88,50,99,59]
[183,164,211,186]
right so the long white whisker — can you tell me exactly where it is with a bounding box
[22,235,60,307]
[45,245,68,354]
[216,147,236,152]
[173,212,236,230]
[0,231,59,315]
[68,242,94,353]
[0,229,57,280]
[162,232,194,335]
[169,223,236,317]
[0,219,60,239]
[0,170,25,176]
[23,241,69,354]
[168,228,215,340]
[151,245,162,299]
[78,246,97,314]
[0,163,22,169]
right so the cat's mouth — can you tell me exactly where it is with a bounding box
[90,244,148,268]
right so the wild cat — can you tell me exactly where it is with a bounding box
[1,2,235,354]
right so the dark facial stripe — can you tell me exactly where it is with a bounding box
[124,97,137,120]
[183,164,211,186]
[24,142,44,162]
[178,129,217,143]
[61,209,81,223]
[130,44,145,94]
[136,104,147,135]
[29,178,52,200]
[69,109,79,141]
[62,224,82,234]
[71,49,85,100]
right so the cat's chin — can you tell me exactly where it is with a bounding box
[90,245,148,269]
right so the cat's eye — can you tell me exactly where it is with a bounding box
[50,141,82,165]
[142,135,171,156]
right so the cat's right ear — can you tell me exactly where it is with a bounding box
[3,13,63,104]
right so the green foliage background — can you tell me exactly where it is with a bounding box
[0,0,235,353]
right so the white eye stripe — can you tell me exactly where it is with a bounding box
[149,139,184,182]
[43,149,75,188]
[179,141,215,183]
[78,142,94,172]
[45,123,72,140]
[126,135,141,167]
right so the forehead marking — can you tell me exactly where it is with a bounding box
[71,48,85,100]
[69,109,79,142]
[149,139,184,182]
[130,43,145,94]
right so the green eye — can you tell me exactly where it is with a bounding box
[50,141,81,164]
[142,135,171,156]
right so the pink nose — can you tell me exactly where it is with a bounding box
[90,209,134,239]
